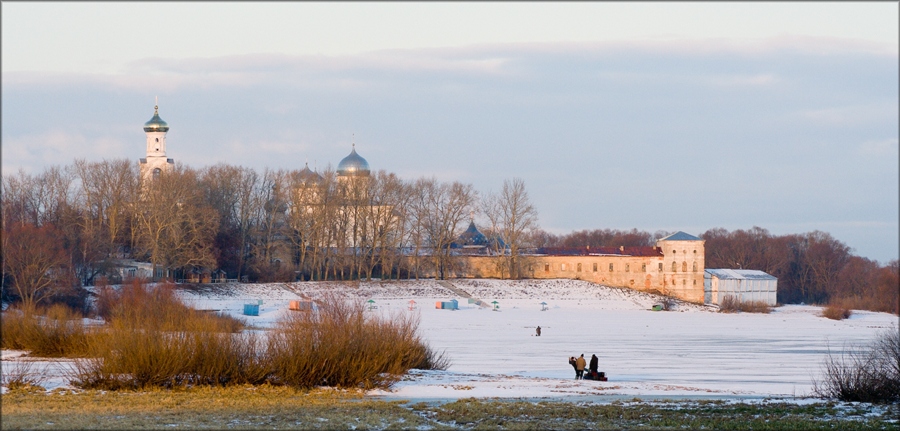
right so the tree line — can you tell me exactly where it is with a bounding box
[2,159,895,314]
[1,160,538,309]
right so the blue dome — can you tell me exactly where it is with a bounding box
[143,106,169,132]
[337,146,370,176]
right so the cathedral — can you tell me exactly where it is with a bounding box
[138,102,710,303]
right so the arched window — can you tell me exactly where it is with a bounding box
[152,168,161,179]
[671,261,677,272]
[692,262,698,272]
[658,262,663,271]
[609,263,614,272]
[625,263,630,272]
[577,263,582,272]
[641,263,647,272]
[682,261,687,272]
[593,263,598,272]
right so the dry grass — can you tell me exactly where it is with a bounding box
[1,385,428,430]
[0,360,46,391]
[2,387,897,430]
[717,295,772,314]
[94,280,245,333]
[0,303,94,357]
[822,304,853,320]
[266,294,450,389]
[70,285,448,391]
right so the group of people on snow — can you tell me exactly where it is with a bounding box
[568,353,600,380]
[534,326,604,381]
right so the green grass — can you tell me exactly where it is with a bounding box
[3,387,898,430]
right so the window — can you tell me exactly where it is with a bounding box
[152,168,162,179]
[593,262,598,272]
[577,263,582,272]
[682,261,687,272]
[692,262,698,272]
[641,263,647,272]
[658,263,663,271]
[155,138,159,142]
[544,264,550,272]
[672,261,677,272]
[625,264,630,272]
[561,263,567,271]
[609,263,614,272]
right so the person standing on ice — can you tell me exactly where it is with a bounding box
[575,354,586,380]
[589,354,599,376]
[536,326,541,336]
[568,356,577,379]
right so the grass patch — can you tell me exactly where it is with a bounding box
[718,295,772,314]
[3,387,898,430]
[1,385,427,430]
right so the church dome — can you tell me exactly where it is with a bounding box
[337,145,370,177]
[143,106,169,132]
[297,163,324,184]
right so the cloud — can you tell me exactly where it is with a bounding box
[3,37,897,261]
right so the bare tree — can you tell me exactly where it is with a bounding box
[481,178,538,279]
[2,223,72,309]
[411,178,477,280]
[199,164,260,280]
[132,166,218,280]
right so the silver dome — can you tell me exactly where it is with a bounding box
[337,146,370,177]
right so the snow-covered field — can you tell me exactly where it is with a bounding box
[3,279,896,403]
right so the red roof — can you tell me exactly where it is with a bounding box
[535,246,662,257]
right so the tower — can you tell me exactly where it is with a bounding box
[139,101,174,182]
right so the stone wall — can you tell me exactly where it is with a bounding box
[457,237,706,303]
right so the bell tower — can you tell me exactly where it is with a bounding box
[139,98,175,182]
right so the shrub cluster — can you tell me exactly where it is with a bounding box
[821,303,853,320]
[0,304,92,357]
[69,283,448,390]
[717,295,772,314]
[267,295,449,389]
[94,279,245,333]
[813,327,900,403]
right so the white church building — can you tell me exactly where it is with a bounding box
[139,102,175,183]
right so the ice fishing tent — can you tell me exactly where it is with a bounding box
[704,269,777,306]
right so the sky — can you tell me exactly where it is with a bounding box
[2,2,898,263]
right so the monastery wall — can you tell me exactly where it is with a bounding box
[458,237,706,303]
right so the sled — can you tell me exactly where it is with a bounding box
[583,371,607,381]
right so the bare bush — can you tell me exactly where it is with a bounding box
[70,289,447,391]
[821,304,852,320]
[267,294,449,389]
[0,304,93,357]
[1,360,46,391]
[717,296,771,314]
[813,327,900,403]
[94,279,244,333]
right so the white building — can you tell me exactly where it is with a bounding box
[704,269,777,306]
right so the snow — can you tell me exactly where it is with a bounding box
[3,279,897,403]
